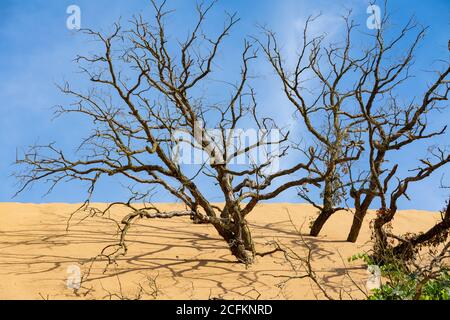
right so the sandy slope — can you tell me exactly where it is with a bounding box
[0,203,442,300]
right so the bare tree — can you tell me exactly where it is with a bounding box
[15,1,324,264]
[259,13,365,237]
[345,10,450,242]
[260,4,449,242]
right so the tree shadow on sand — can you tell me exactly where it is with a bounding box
[0,214,367,299]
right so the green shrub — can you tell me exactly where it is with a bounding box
[369,268,449,300]
[350,253,450,300]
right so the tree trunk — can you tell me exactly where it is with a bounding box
[310,210,333,236]
[372,217,390,263]
[214,217,255,264]
[347,208,366,242]
[310,173,335,237]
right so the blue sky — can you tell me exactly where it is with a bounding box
[0,0,449,210]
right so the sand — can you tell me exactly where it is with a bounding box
[0,203,442,300]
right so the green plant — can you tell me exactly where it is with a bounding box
[369,268,449,300]
[350,250,450,300]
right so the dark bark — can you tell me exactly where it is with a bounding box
[347,191,375,242]
[215,218,255,264]
[309,174,337,237]
[347,209,366,243]
[372,214,391,263]
[310,210,333,236]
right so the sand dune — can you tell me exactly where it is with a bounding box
[0,203,442,300]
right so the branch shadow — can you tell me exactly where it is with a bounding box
[0,208,366,299]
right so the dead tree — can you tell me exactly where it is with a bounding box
[345,11,450,242]
[261,5,449,242]
[15,1,324,264]
[259,14,368,237]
